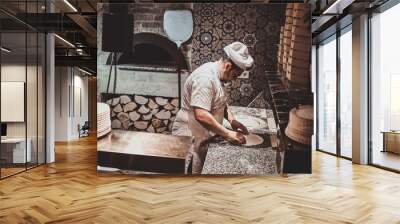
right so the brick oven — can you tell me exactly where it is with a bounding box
[98,3,193,134]
[105,32,188,72]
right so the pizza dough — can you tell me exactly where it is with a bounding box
[243,133,264,146]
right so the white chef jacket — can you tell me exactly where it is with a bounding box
[172,60,228,174]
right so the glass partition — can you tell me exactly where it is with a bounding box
[370,3,400,171]
[317,35,337,154]
[0,30,28,178]
[27,30,38,169]
[37,31,45,165]
[0,1,46,179]
[339,26,352,158]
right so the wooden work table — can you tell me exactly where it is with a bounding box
[97,130,192,174]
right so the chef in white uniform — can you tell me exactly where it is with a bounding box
[172,42,254,174]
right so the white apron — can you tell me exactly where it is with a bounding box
[172,61,227,174]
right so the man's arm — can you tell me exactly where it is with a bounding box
[194,107,245,144]
[225,106,236,123]
[224,105,249,135]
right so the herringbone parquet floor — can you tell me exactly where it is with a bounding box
[1,135,400,224]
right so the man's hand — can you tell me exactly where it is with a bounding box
[225,130,246,145]
[230,120,249,135]
[193,108,246,145]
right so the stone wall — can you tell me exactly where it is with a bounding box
[102,93,179,134]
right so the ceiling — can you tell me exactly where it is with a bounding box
[1,0,390,74]
[0,0,99,73]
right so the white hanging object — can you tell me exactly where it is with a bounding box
[163,10,193,48]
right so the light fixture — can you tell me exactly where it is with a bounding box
[322,0,355,15]
[76,48,86,55]
[78,67,93,76]
[54,34,75,48]
[1,47,11,53]
[63,0,78,12]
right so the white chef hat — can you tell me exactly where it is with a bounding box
[223,41,254,70]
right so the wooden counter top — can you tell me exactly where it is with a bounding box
[97,130,192,174]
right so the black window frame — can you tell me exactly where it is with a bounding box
[315,15,353,160]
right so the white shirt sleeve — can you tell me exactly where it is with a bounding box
[190,76,214,111]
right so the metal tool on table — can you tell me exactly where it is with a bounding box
[163,10,193,108]
[247,90,265,108]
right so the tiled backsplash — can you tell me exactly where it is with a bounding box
[191,4,286,107]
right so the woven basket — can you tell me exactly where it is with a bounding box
[285,105,313,145]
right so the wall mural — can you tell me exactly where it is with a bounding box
[191,4,286,107]
[97,3,312,176]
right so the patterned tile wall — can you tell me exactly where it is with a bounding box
[191,4,286,107]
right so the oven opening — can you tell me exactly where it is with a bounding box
[106,32,188,72]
